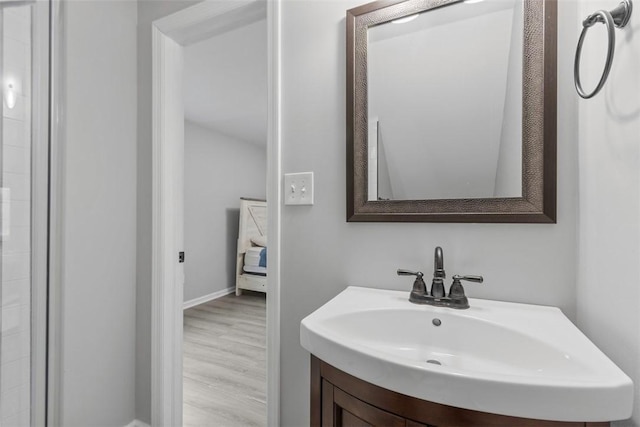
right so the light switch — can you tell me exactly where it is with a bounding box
[284,172,314,205]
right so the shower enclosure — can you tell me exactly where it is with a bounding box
[0,0,52,425]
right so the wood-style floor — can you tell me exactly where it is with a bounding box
[183,291,266,427]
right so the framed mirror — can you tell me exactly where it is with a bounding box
[346,0,557,223]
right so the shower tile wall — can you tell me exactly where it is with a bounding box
[1,6,32,427]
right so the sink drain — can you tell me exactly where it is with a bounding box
[426,359,442,366]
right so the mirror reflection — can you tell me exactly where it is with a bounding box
[367,0,523,201]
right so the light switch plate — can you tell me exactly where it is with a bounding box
[284,172,314,205]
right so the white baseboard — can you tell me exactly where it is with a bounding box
[183,286,235,309]
[124,420,150,427]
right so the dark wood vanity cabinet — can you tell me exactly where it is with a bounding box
[310,356,609,427]
[324,381,428,427]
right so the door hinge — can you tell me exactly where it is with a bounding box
[178,252,185,263]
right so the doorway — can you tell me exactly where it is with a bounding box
[150,1,281,425]
[181,20,268,424]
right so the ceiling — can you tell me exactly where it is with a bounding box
[184,17,267,146]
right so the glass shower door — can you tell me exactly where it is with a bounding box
[0,1,50,425]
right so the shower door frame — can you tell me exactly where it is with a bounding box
[44,0,64,424]
[0,0,57,425]
[150,1,282,426]
[30,2,52,425]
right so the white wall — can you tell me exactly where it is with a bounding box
[184,18,267,146]
[576,1,640,425]
[184,121,266,302]
[61,1,137,425]
[279,1,578,425]
[136,1,202,423]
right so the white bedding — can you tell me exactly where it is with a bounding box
[243,246,267,277]
[243,265,267,276]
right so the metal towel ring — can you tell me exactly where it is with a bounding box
[574,0,633,99]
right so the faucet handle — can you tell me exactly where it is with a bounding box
[397,269,424,278]
[398,269,429,302]
[452,275,483,283]
[448,275,483,309]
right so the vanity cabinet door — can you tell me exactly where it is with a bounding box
[312,355,610,427]
[322,379,429,427]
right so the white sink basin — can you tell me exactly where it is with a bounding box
[300,286,633,422]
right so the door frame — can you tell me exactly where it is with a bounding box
[151,1,281,426]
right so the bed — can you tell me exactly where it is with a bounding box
[236,198,267,295]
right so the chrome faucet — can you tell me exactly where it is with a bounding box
[398,246,483,309]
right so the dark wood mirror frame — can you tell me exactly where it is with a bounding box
[346,0,557,223]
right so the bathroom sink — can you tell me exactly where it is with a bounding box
[300,286,633,422]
